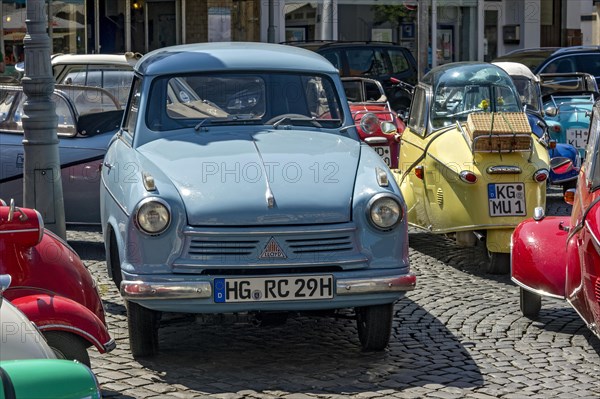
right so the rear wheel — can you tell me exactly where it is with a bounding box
[44,331,91,367]
[356,303,394,351]
[520,287,541,319]
[127,301,161,358]
[486,251,510,275]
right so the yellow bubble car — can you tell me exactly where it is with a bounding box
[390,62,550,274]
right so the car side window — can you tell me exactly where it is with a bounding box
[573,54,600,81]
[586,108,600,189]
[124,78,142,138]
[543,58,575,74]
[408,87,426,135]
[388,49,409,74]
[319,50,342,71]
[346,49,387,77]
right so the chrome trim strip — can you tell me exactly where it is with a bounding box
[38,324,105,351]
[252,140,276,209]
[173,258,367,268]
[585,220,600,250]
[510,278,565,300]
[121,280,212,299]
[336,274,416,295]
[183,226,358,236]
[0,228,40,234]
[486,165,522,174]
[407,222,519,233]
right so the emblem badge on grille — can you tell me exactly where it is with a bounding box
[259,237,287,259]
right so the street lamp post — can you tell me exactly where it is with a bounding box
[21,0,66,239]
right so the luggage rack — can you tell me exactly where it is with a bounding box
[459,112,535,159]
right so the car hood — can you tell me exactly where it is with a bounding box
[138,129,360,226]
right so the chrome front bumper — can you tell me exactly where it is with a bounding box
[120,273,417,300]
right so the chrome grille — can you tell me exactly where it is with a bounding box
[286,235,353,254]
[188,238,260,256]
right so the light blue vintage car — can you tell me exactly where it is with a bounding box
[100,42,416,357]
[540,72,599,160]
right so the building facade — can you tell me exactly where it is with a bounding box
[0,0,595,77]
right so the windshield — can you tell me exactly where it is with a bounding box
[146,72,344,131]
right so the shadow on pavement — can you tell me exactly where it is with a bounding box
[134,298,484,395]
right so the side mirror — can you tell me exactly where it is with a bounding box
[545,106,558,117]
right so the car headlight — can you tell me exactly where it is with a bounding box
[367,194,402,230]
[135,198,171,235]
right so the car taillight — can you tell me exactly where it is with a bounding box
[552,125,561,133]
[549,140,557,149]
[459,170,477,184]
[415,165,424,180]
[533,169,549,182]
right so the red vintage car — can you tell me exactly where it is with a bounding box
[342,77,406,168]
[511,101,600,335]
[0,199,115,366]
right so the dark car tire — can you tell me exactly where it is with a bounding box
[127,301,161,358]
[108,231,123,290]
[486,251,510,275]
[356,303,394,351]
[44,331,91,367]
[520,287,542,319]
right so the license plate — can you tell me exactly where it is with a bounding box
[372,145,391,166]
[488,183,526,217]
[567,128,589,150]
[214,275,334,303]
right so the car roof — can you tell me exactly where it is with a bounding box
[285,40,408,51]
[50,52,142,67]
[494,46,600,71]
[136,42,339,76]
[493,61,538,81]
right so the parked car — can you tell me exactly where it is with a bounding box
[493,46,600,87]
[391,62,550,274]
[342,77,405,168]
[538,72,599,160]
[511,98,600,334]
[0,199,116,367]
[286,41,418,114]
[16,52,140,106]
[101,42,416,357]
[0,275,102,399]
[494,62,581,192]
[0,84,123,224]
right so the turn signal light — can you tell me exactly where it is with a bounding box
[415,165,424,180]
[549,139,557,149]
[564,188,576,205]
[459,170,477,184]
[533,169,549,182]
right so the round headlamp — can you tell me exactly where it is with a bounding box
[135,198,171,235]
[367,194,402,230]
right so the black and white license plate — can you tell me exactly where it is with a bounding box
[567,128,589,150]
[488,183,526,216]
[214,275,334,303]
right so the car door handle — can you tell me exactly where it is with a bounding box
[103,161,113,170]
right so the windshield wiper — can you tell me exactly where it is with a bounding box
[271,116,324,129]
[194,116,262,131]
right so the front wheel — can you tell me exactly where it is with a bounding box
[44,331,91,367]
[486,251,510,275]
[127,301,161,358]
[356,303,394,351]
[520,287,541,319]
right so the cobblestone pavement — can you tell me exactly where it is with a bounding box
[68,187,600,399]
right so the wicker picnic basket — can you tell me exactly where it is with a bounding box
[465,112,532,152]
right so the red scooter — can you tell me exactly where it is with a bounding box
[0,199,115,367]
